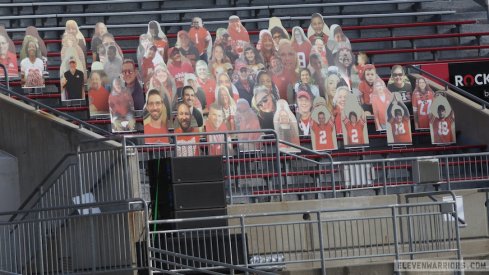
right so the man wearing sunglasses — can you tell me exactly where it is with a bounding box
[122,59,145,111]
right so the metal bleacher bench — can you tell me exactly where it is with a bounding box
[0,0,454,31]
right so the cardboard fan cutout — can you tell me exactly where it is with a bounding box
[307,13,329,44]
[143,89,170,144]
[295,84,314,136]
[19,35,45,88]
[189,17,213,62]
[327,24,351,53]
[269,17,290,50]
[341,91,369,148]
[387,65,413,103]
[386,92,412,145]
[24,26,47,60]
[371,78,392,131]
[205,103,233,156]
[102,42,123,84]
[227,15,250,56]
[311,96,338,151]
[252,85,277,130]
[60,55,85,101]
[291,26,312,68]
[87,64,110,117]
[109,78,136,133]
[271,39,299,101]
[234,98,262,152]
[274,99,300,153]
[215,85,237,131]
[147,20,169,63]
[412,76,434,130]
[64,20,86,54]
[0,26,18,78]
[429,92,456,145]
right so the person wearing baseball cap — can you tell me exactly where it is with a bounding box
[61,56,84,100]
[296,84,313,136]
[167,47,193,88]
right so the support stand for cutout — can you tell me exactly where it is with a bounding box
[24,86,45,95]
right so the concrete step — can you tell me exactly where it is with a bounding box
[421,0,483,12]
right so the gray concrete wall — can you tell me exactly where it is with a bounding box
[0,93,113,204]
[0,150,19,220]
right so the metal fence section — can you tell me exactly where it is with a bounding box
[0,199,148,275]
[120,132,489,204]
[148,200,461,274]
[15,131,489,217]
[125,137,489,203]
[15,143,141,217]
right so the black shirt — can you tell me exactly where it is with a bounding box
[64,69,84,100]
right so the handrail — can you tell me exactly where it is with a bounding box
[0,84,113,136]
[407,64,489,109]
[0,0,436,8]
[148,249,279,275]
[0,9,454,27]
[10,153,77,218]
[0,63,9,90]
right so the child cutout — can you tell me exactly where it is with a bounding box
[307,13,329,44]
[341,92,369,148]
[290,26,312,68]
[234,98,262,151]
[227,15,250,56]
[311,97,337,151]
[274,99,301,152]
[371,78,392,131]
[429,92,456,145]
[357,64,378,114]
[386,93,412,145]
[108,78,136,133]
[269,17,290,50]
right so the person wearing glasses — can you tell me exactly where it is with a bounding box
[122,59,145,110]
[387,65,412,103]
[252,85,277,130]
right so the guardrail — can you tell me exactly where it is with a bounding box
[148,198,461,274]
[407,64,489,109]
[0,199,148,275]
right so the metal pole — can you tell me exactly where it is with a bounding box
[37,211,45,275]
[445,157,451,190]
[274,133,283,202]
[224,133,233,204]
[392,206,400,275]
[316,211,327,275]
[240,216,249,271]
[383,161,388,195]
[453,201,463,275]
[121,136,130,198]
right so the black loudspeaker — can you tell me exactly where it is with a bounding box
[153,233,247,271]
[147,157,228,230]
[148,156,224,185]
[173,181,226,210]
